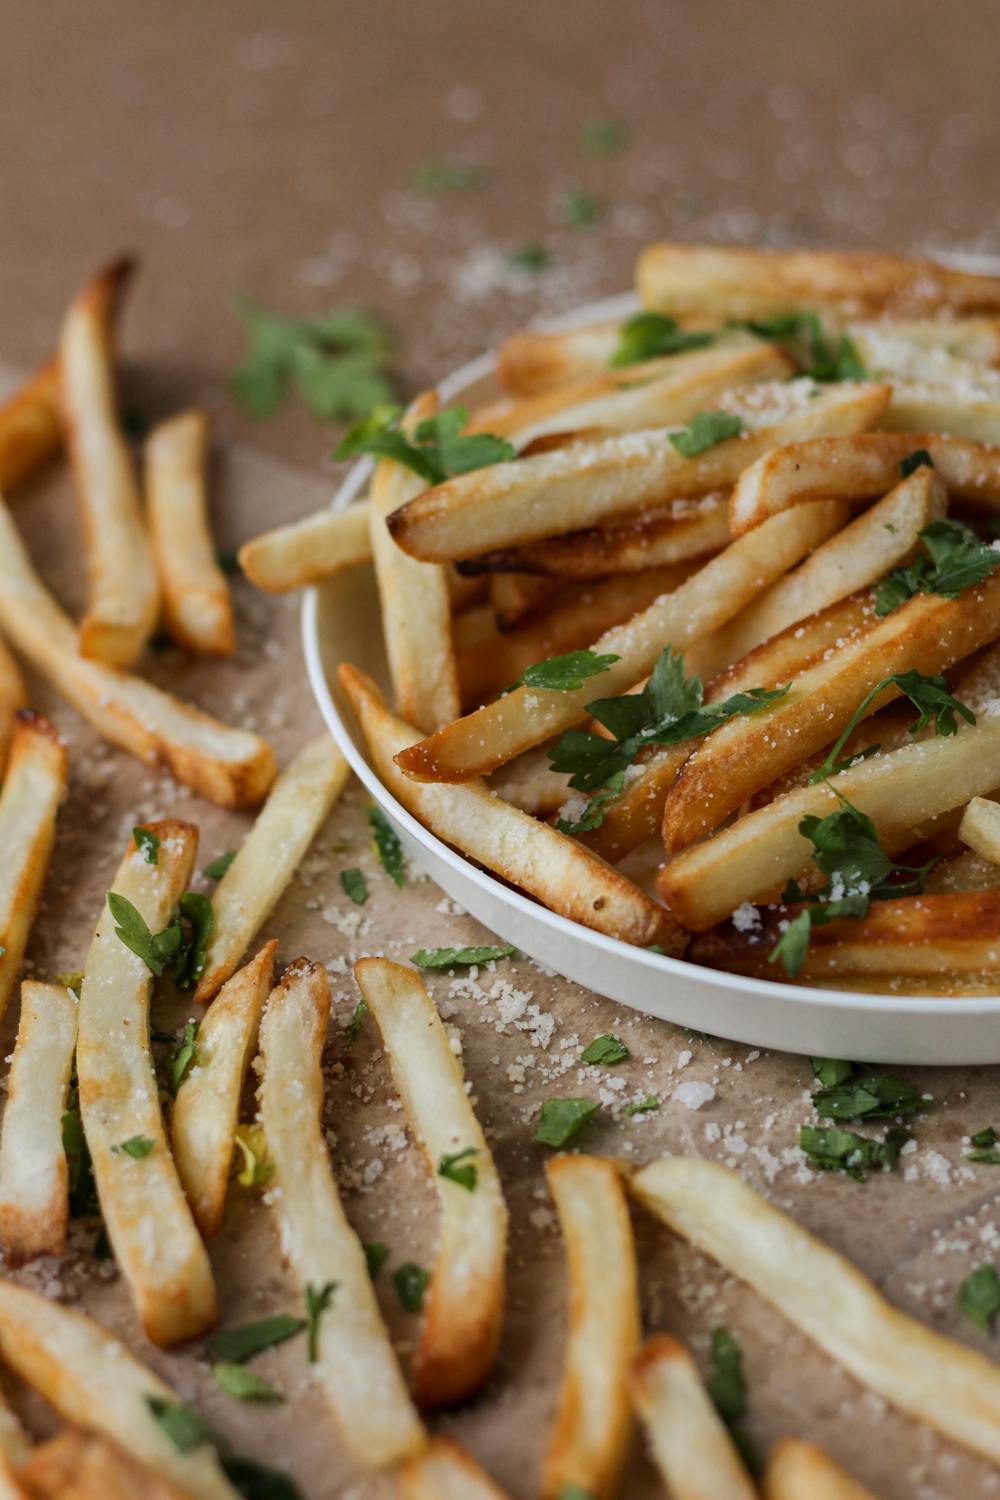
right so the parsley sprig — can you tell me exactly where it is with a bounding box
[799,1124,911,1181]
[610,312,715,366]
[514,649,620,693]
[336,403,514,485]
[875,518,1000,616]
[230,302,395,422]
[106,892,213,988]
[735,310,866,382]
[809,670,974,782]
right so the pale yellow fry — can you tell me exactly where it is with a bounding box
[628,1335,756,1500]
[397,501,848,783]
[171,942,275,1238]
[631,1154,1000,1466]
[0,1279,238,1500]
[388,380,888,562]
[763,1438,882,1500]
[239,501,372,591]
[496,320,623,395]
[637,242,1000,318]
[354,958,508,1409]
[257,959,425,1468]
[193,735,349,1002]
[0,635,26,774]
[0,358,61,492]
[58,258,158,665]
[398,1436,513,1500]
[0,982,77,1266]
[959,796,1000,866]
[659,715,1000,931]
[885,386,1000,443]
[0,715,66,1024]
[0,498,274,808]
[851,315,1000,368]
[146,409,234,656]
[542,1155,640,1500]
[78,821,216,1347]
[371,393,459,731]
[339,665,677,950]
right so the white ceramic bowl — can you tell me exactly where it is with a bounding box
[303,290,1000,1064]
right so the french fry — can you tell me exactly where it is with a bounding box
[489,745,570,817]
[354,958,508,1407]
[371,393,460,731]
[692,890,1000,977]
[763,1437,882,1500]
[489,572,558,630]
[22,1429,193,1500]
[193,735,349,1002]
[0,1380,30,1490]
[462,494,732,580]
[0,359,61,492]
[958,796,1000,866]
[452,602,497,653]
[239,501,373,591]
[496,320,624,394]
[146,410,234,656]
[340,665,676,948]
[257,958,425,1467]
[458,565,697,706]
[0,714,67,1024]
[628,1335,757,1500]
[663,567,1000,853]
[399,502,849,783]
[78,821,216,1346]
[0,497,274,807]
[58,257,158,666]
[542,1155,639,1500]
[0,981,77,1266]
[387,381,888,563]
[926,847,1000,894]
[398,1436,513,1500]
[852,315,1000,368]
[446,566,488,612]
[630,1153,1000,1466]
[171,942,276,1238]
[0,636,26,774]
[0,1280,239,1500]
[637,242,1000,319]
[729,432,1000,536]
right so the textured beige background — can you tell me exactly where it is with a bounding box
[3,3,1000,1496]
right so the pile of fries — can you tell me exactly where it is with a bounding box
[245,241,1000,996]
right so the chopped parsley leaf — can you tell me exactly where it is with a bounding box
[133,827,160,865]
[514,649,620,693]
[581,117,629,156]
[340,867,368,905]
[625,1095,660,1116]
[366,804,405,888]
[410,160,491,194]
[875,518,1000,616]
[411,944,515,969]
[393,1261,431,1314]
[810,1057,856,1088]
[438,1147,478,1192]
[813,1072,926,1121]
[210,1314,306,1364]
[958,1263,1000,1331]
[809,670,974,782]
[203,851,237,880]
[900,448,934,478]
[168,1020,199,1095]
[112,1135,154,1159]
[212,1363,283,1402]
[534,1097,600,1148]
[508,242,553,272]
[145,1396,216,1453]
[305,1281,337,1363]
[581,1034,629,1066]
[609,312,715,366]
[337,404,514,487]
[364,1242,389,1279]
[557,186,604,227]
[346,997,368,1048]
[669,409,743,457]
[799,1124,910,1181]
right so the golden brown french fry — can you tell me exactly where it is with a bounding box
[0,714,67,1024]
[0,635,26,774]
[489,572,558,630]
[452,602,497,653]
[257,958,425,1467]
[0,497,274,807]
[239,501,372,591]
[193,735,348,1002]
[446,566,488,612]
[637,242,1000,319]
[398,1436,513,1500]
[0,981,77,1266]
[78,821,216,1347]
[958,796,1000,866]
[387,382,888,563]
[146,410,234,656]
[463,494,732,580]
[340,665,677,949]
[371,393,460,731]
[0,1280,238,1500]
[496,320,624,394]
[763,1437,882,1500]
[628,1335,756,1500]
[58,257,158,666]
[542,1155,639,1500]
[659,715,1000,931]
[926,847,1000,894]
[399,502,848,783]
[663,568,1000,853]
[458,565,696,706]
[693,889,1000,977]
[0,359,61,492]
[23,1429,194,1500]
[171,942,275,1238]
[729,432,1000,536]
[631,1154,1000,1466]
[354,958,508,1408]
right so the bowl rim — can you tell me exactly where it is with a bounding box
[301,287,1000,1021]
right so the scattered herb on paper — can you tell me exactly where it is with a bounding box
[230,302,395,423]
[581,1034,630,1065]
[535,1097,600,1148]
[411,944,515,969]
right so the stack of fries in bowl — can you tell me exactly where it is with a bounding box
[283,243,1000,1062]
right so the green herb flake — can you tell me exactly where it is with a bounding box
[438,1147,478,1192]
[364,1242,389,1279]
[813,1072,927,1122]
[967,1126,1000,1164]
[706,1325,747,1424]
[340,867,368,905]
[625,1095,660,1116]
[106,893,178,978]
[173,892,214,989]
[581,1034,630,1066]
[610,312,716,367]
[112,1135,154,1159]
[735,310,867,383]
[230,302,395,424]
[411,944,516,969]
[233,1124,273,1189]
[557,186,605,227]
[958,1263,1000,1331]
[875,518,1000,616]
[534,1097,600,1149]
[508,242,553,273]
[337,404,514,488]
[62,1093,99,1220]
[145,1396,216,1453]
[581,117,629,156]
[809,670,974,783]
[210,1314,306,1364]
[514,649,621,693]
[669,409,743,457]
[393,1261,431,1314]
[203,851,237,880]
[810,1057,856,1088]
[305,1281,338,1363]
[212,1363,283,1402]
[366,804,405,888]
[133,827,160,865]
[346,997,368,1048]
[168,1020,199,1096]
[900,448,934,479]
[410,160,491,195]
[799,1124,911,1181]
[221,1456,305,1500]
